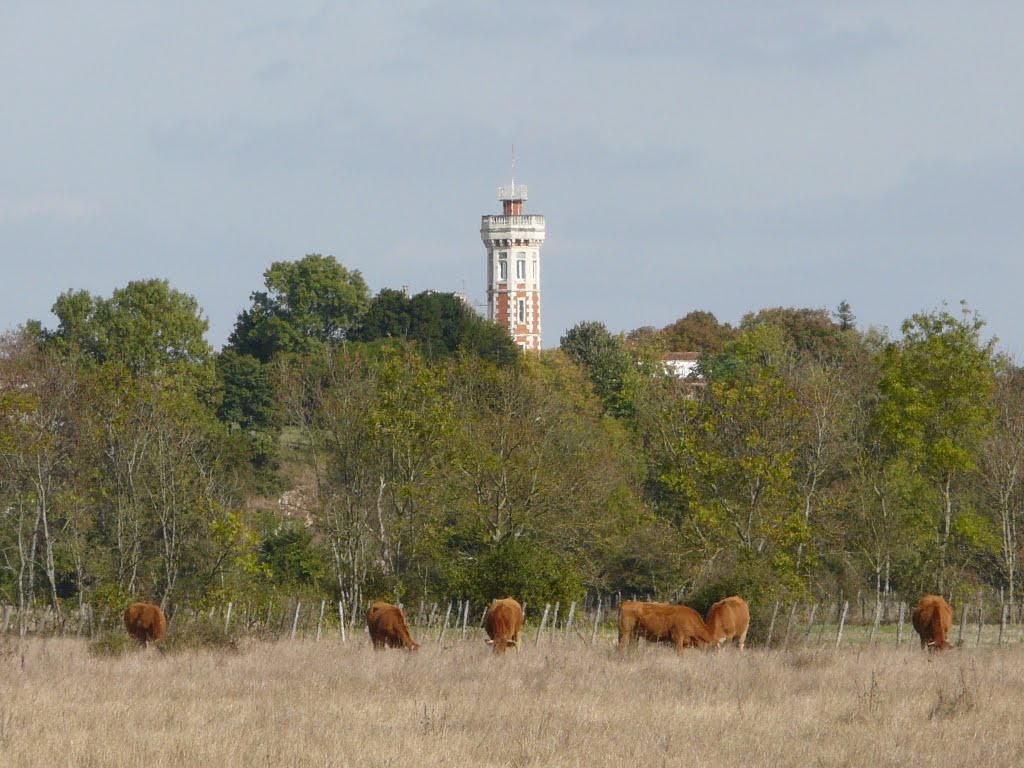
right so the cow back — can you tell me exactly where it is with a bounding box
[367,601,419,650]
[619,601,713,651]
[706,595,750,649]
[124,602,167,644]
[485,598,525,654]
[912,595,953,651]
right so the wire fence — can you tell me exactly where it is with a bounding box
[3,592,1022,649]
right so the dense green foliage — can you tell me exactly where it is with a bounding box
[353,288,520,365]
[227,254,371,362]
[2,262,1021,620]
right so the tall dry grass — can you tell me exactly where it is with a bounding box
[1,633,1023,767]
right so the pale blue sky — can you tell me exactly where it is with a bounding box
[3,2,1023,354]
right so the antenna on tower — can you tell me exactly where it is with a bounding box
[497,146,526,204]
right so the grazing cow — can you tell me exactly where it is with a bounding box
[484,598,525,655]
[617,600,714,653]
[367,601,420,650]
[706,595,750,650]
[912,595,953,652]
[124,602,167,646]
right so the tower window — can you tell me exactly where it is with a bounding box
[518,299,526,323]
[499,258,507,281]
[532,259,538,278]
[516,259,526,280]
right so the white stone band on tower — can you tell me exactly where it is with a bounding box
[480,182,546,351]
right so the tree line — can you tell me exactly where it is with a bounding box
[1,256,1020,621]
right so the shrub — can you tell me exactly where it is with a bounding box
[157,615,238,654]
[87,630,135,658]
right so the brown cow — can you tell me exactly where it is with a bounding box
[617,600,714,653]
[124,602,167,646]
[484,597,525,654]
[367,601,420,650]
[912,594,953,652]
[706,595,750,650]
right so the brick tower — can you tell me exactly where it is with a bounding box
[480,179,546,351]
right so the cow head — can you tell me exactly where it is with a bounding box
[926,640,951,653]
[484,637,518,654]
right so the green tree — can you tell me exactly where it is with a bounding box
[354,288,519,365]
[258,524,324,588]
[658,310,737,354]
[560,321,631,416]
[874,305,997,591]
[0,332,82,614]
[439,352,646,597]
[216,350,278,430]
[49,280,213,379]
[699,323,792,382]
[662,336,810,601]
[279,344,457,598]
[66,359,244,610]
[834,300,856,332]
[228,254,371,362]
[977,363,1024,604]
[740,306,845,362]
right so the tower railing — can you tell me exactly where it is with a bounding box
[481,214,545,228]
[498,184,527,200]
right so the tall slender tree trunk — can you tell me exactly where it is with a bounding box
[939,474,953,594]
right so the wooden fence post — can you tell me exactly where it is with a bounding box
[765,601,780,648]
[868,600,882,645]
[224,602,233,633]
[316,600,326,641]
[291,602,302,640]
[549,602,560,643]
[782,603,799,647]
[835,601,849,649]
[976,601,984,647]
[802,603,818,645]
[999,602,1008,646]
[564,602,577,641]
[438,602,452,643]
[896,602,905,646]
[956,603,968,646]
[461,600,470,640]
[535,604,551,646]
[338,602,347,642]
[814,604,832,646]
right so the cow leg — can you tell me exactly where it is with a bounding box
[738,629,747,651]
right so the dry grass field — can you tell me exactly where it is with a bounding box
[2,633,1024,767]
